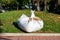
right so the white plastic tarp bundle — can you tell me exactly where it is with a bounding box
[17,10,43,32]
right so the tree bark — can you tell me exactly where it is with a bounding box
[36,0,40,11]
[44,0,47,11]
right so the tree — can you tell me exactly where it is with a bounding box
[17,0,28,9]
[0,0,19,10]
[36,0,40,11]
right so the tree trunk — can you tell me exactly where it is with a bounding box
[17,5,19,10]
[58,0,60,5]
[44,0,47,11]
[36,0,40,11]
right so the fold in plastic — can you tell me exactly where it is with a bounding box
[17,14,43,32]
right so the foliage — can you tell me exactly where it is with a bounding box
[17,0,28,6]
[0,0,19,6]
[0,0,29,10]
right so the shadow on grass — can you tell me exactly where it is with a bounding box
[0,20,3,26]
[13,22,28,33]
[0,20,3,33]
[0,28,3,33]
[0,37,11,40]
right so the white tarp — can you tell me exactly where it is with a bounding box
[17,10,43,32]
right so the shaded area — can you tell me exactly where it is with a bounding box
[0,20,3,33]
[0,20,3,26]
[0,28,3,33]
[54,5,60,14]
[13,22,28,33]
[46,0,60,14]
[0,37,11,40]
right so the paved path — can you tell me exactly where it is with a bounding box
[0,36,60,40]
[0,33,60,40]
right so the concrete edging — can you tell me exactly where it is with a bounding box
[0,33,60,36]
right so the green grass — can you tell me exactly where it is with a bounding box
[0,10,60,33]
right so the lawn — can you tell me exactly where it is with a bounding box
[0,10,60,33]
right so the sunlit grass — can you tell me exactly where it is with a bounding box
[0,10,60,33]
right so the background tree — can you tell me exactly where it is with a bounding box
[36,0,40,11]
[0,0,19,10]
